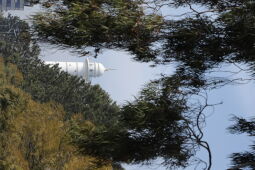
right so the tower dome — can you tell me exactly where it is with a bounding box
[86,59,106,77]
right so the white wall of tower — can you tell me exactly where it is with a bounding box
[45,61,86,78]
[44,58,107,80]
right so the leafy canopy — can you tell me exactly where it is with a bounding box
[1,15,119,126]
[33,0,163,58]
[228,117,255,170]
[0,57,112,170]
[69,76,205,168]
[28,0,255,168]
[33,0,255,75]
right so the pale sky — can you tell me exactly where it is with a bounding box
[5,4,255,170]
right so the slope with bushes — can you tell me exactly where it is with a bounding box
[0,57,112,170]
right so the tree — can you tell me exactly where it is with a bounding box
[33,0,255,77]
[33,0,163,58]
[0,14,125,168]
[30,0,255,168]
[0,14,40,61]
[69,74,217,169]
[0,57,112,170]
[227,117,255,170]
[0,14,120,126]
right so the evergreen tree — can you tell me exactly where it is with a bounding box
[33,0,163,58]
[0,15,119,125]
[32,0,255,77]
[0,15,40,61]
[6,0,255,168]
[0,14,123,168]
[69,75,212,169]
[228,117,255,170]
[0,57,112,170]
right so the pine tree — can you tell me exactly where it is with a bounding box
[228,117,255,170]
[0,14,120,126]
[33,0,163,58]
[0,57,112,170]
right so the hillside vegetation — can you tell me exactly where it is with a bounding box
[3,0,255,168]
[0,14,201,170]
[0,57,112,170]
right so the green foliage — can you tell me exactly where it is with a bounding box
[0,15,119,126]
[33,0,255,79]
[120,81,193,167]
[0,15,40,60]
[33,0,163,58]
[228,117,255,170]
[161,18,225,71]
[16,57,120,124]
[0,16,123,170]
[0,58,113,170]
[150,2,255,79]
[6,0,255,168]
[69,78,196,169]
[167,0,249,9]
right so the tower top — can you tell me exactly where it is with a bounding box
[85,58,106,78]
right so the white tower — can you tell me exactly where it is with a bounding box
[44,58,107,81]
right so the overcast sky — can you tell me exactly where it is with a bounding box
[5,4,255,170]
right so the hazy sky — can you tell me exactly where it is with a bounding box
[5,4,255,170]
